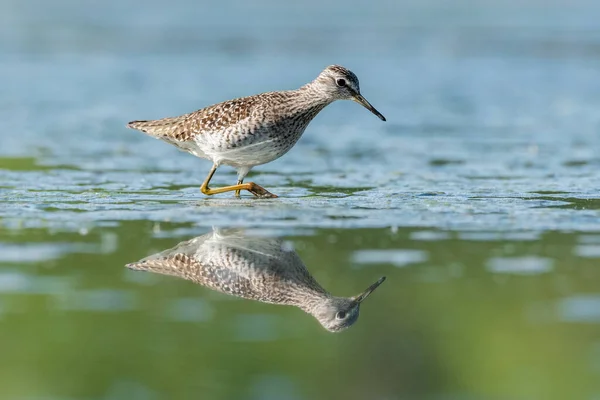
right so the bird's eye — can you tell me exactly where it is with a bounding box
[335,311,346,320]
[336,78,346,87]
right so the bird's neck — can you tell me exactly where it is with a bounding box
[290,82,335,111]
[295,290,333,314]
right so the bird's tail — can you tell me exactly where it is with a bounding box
[126,120,150,131]
[125,255,199,281]
[126,117,184,138]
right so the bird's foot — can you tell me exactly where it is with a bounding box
[247,183,278,199]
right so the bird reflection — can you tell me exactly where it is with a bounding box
[126,229,385,332]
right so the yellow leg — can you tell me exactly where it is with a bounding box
[234,180,242,198]
[200,165,278,198]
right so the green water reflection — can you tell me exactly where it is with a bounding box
[1,222,598,399]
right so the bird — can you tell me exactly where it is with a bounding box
[127,65,386,198]
[126,228,386,332]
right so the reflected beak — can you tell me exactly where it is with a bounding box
[354,276,386,304]
[352,94,386,121]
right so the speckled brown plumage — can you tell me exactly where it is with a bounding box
[127,65,386,198]
[126,229,386,332]
[128,96,256,142]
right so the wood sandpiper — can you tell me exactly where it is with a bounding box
[126,229,386,332]
[127,65,385,198]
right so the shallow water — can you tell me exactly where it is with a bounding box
[1,0,600,399]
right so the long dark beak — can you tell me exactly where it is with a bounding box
[354,276,386,304]
[353,94,386,121]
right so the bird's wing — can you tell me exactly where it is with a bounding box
[126,95,261,141]
[126,254,262,299]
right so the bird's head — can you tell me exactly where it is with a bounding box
[313,65,386,121]
[311,276,386,332]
